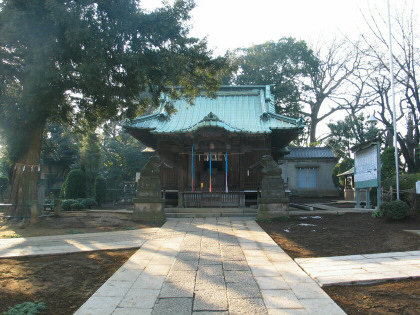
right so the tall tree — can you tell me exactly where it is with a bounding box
[80,131,102,195]
[231,38,364,144]
[301,39,364,143]
[0,0,230,219]
[232,38,319,116]
[326,113,369,159]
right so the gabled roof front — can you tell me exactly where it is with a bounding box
[125,85,304,135]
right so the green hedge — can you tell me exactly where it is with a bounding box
[376,200,410,220]
[60,198,97,211]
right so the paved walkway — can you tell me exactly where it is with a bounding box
[74,218,345,315]
[296,251,420,286]
[0,228,160,258]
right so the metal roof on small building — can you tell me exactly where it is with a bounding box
[284,147,337,160]
[125,86,304,135]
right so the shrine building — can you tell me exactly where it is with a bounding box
[124,85,304,207]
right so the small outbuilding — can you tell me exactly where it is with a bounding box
[281,147,338,197]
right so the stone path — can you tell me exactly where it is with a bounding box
[75,218,345,315]
[296,251,420,286]
[0,228,159,258]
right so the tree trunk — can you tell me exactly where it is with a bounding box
[5,122,46,221]
[309,118,318,144]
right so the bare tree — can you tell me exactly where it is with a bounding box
[361,2,420,173]
[300,39,364,143]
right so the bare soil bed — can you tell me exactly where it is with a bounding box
[0,250,136,315]
[259,213,420,314]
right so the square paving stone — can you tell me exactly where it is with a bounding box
[177,251,201,261]
[119,289,160,309]
[288,282,330,299]
[152,298,193,315]
[299,298,346,314]
[108,269,143,282]
[262,290,303,309]
[132,275,166,289]
[255,277,290,290]
[224,270,255,283]
[198,265,224,276]
[112,307,152,315]
[222,254,246,261]
[192,312,228,315]
[195,275,226,290]
[144,264,172,276]
[222,260,250,271]
[226,282,262,298]
[95,280,134,297]
[167,270,197,282]
[193,290,228,311]
[172,259,199,271]
[199,256,223,265]
[228,298,268,315]
[159,281,195,298]
[250,265,281,277]
[267,309,308,315]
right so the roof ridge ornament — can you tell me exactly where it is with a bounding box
[203,112,220,122]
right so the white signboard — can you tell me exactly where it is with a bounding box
[354,145,378,188]
[416,181,420,194]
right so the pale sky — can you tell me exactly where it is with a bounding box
[140,0,418,140]
[141,0,415,55]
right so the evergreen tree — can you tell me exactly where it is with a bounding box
[64,169,86,199]
[94,175,107,206]
[80,132,102,195]
[0,0,231,219]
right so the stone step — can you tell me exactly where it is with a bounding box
[164,207,252,214]
[165,212,257,218]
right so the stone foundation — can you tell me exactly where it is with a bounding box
[132,198,166,222]
[257,198,289,220]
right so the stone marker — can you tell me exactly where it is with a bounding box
[132,156,166,222]
[257,155,289,220]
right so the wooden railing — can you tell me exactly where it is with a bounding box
[183,191,245,208]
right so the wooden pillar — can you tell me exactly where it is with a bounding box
[239,153,245,191]
[177,153,184,207]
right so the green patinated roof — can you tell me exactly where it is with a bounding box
[125,85,304,135]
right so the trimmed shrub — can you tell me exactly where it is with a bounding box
[94,175,107,206]
[64,169,87,199]
[70,202,84,210]
[61,199,76,211]
[81,198,98,209]
[378,200,410,220]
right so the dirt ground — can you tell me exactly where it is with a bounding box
[0,250,136,315]
[0,207,419,314]
[259,213,420,315]
[0,211,159,239]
